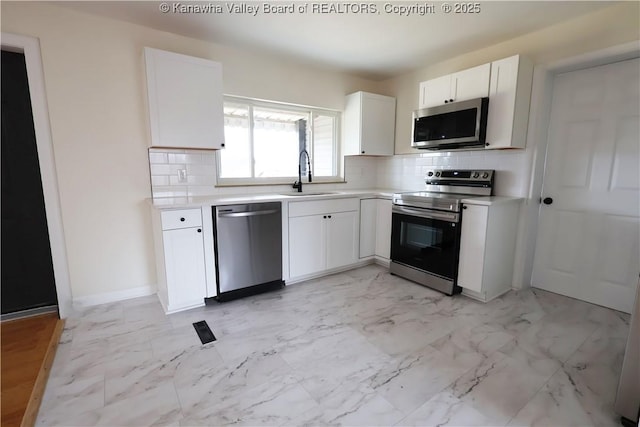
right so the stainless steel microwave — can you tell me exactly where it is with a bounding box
[412,97,489,150]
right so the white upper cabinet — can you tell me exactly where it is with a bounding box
[344,91,396,156]
[144,47,225,149]
[452,64,492,103]
[419,63,490,109]
[419,75,452,109]
[417,55,533,150]
[485,55,534,149]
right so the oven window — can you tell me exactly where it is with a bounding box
[391,212,461,281]
[402,223,443,250]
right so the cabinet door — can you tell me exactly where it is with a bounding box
[145,48,224,149]
[452,63,491,103]
[289,215,325,278]
[486,55,532,149]
[419,75,452,109]
[375,199,392,259]
[326,211,359,270]
[359,199,377,258]
[163,227,206,311]
[457,204,488,293]
[360,93,395,155]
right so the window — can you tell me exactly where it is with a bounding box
[217,96,340,185]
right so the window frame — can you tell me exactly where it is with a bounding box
[216,95,342,186]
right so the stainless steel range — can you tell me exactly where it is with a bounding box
[390,169,494,295]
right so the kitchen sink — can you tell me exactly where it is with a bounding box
[279,192,340,197]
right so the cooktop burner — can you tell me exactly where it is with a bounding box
[393,169,495,212]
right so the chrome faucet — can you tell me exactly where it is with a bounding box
[292,149,312,192]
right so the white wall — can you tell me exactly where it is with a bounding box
[0,2,380,300]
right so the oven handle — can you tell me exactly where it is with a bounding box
[392,205,459,223]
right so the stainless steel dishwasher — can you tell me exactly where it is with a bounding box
[213,202,284,301]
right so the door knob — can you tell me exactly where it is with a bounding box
[542,197,553,205]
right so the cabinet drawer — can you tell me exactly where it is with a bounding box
[289,198,359,217]
[161,209,203,230]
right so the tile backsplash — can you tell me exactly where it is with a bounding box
[375,149,532,197]
[148,149,382,198]
[149,148,217,198]
[148,147,531,199]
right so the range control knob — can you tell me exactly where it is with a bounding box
[472,172,479,179]
[427,171,433,177]
[482,172,490,179]
[435,171,441,177]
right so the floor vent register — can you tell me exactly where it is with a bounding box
[192,320,216,344]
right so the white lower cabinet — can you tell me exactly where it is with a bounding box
[289,214,325,278]
[152,208,209,313]
[326,211,359,270]
[162,227,206,311]
[457,198,521,302]
[359,198,392,260]
[359,199,377,258]
[289,198,359,279]
[375,199,392,259]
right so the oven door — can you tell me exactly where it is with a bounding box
[390,205,461,283]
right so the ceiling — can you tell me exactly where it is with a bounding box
[58,1,615,80]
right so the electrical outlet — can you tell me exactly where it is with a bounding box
[178,169,187,183]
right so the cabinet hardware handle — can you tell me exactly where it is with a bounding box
[197,228,202,233]
[463,206,467,209]
[444,100,449,103]
[328,215,332,219]
[180,217,185,222]
[221,143,225,147]
[323,215,327,219]
[449,99,454,102]
[361,151,365,154]
[542,197,553,205]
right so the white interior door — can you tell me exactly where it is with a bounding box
[532,58,640,314]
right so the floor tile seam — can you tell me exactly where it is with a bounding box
[227,348,296,395]
[502,359,565,426]
[493,314,590,365]
[289,373,328,414]
[557,321,601,368]
[170,377,188,423]
[382,367,462,420]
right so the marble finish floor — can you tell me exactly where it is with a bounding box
[38,265,630,426]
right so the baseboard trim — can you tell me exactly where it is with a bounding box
[73,284,157,308]
[373,257,390,268]
[287,259,379,285]
[1,306,58,322]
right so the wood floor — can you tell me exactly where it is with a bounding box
[1,313,64,427]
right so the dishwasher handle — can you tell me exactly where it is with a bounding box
[218,209,279,218]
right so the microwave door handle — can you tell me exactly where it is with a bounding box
[393,206,458,222]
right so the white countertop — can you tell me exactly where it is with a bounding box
[460,196,524,206]
[148,188,401,210]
